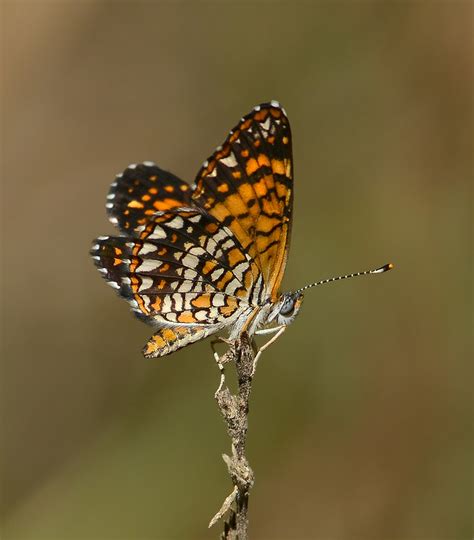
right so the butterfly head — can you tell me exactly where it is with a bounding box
[270,292,305,326]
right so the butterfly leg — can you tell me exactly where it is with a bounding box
[211,337,233,397]
[255,326,285,336]
[252,326,286,375]
[210,336,234,362]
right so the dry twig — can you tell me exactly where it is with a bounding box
[209,332,255,539]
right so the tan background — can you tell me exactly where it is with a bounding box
[1,2,472,539]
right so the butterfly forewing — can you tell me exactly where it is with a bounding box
[192,102,293,299]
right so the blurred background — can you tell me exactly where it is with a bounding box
[2,2,472,539]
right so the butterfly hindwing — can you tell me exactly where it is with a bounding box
[135,208,262,301]
[91,208,255,328]
[192,102,293,299]
[107,162,193,234]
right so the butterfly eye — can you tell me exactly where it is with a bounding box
[279,297,295,316]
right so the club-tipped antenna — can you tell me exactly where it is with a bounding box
[296,263,394,293]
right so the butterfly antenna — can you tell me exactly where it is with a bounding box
[296,263,394,293]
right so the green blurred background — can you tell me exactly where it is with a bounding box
[2,2,472,539]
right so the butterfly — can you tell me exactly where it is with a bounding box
[91,101,392,362]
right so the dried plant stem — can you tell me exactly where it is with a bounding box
[209,332,255,539]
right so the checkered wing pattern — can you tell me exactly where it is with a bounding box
[91,208,260,356]
[107,163,192,234]
[91,102,293,357]
[192,102,293,300]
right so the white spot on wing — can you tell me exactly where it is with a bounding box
[261,118,271,131]
[163,295,172,312]
[139,243,157,255]
[172,293,183,311]
[182,254,199,268]
[220,154,238,167]
[208,307,219,319]
[211,268,224,281]
[233,262,249,280]
[189,247,206,256]
[204,238,218,256]
[213,229,229,244]
[148,226,167,240]
[225,278,241,295]
[136,260,162,272]
[213,294,225,307]
[195,310,208,321]
[184,269,197,280]
[221,239,234,251]
[178,281,193,293]
[139,277,153,291]
[166,216,184,229]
